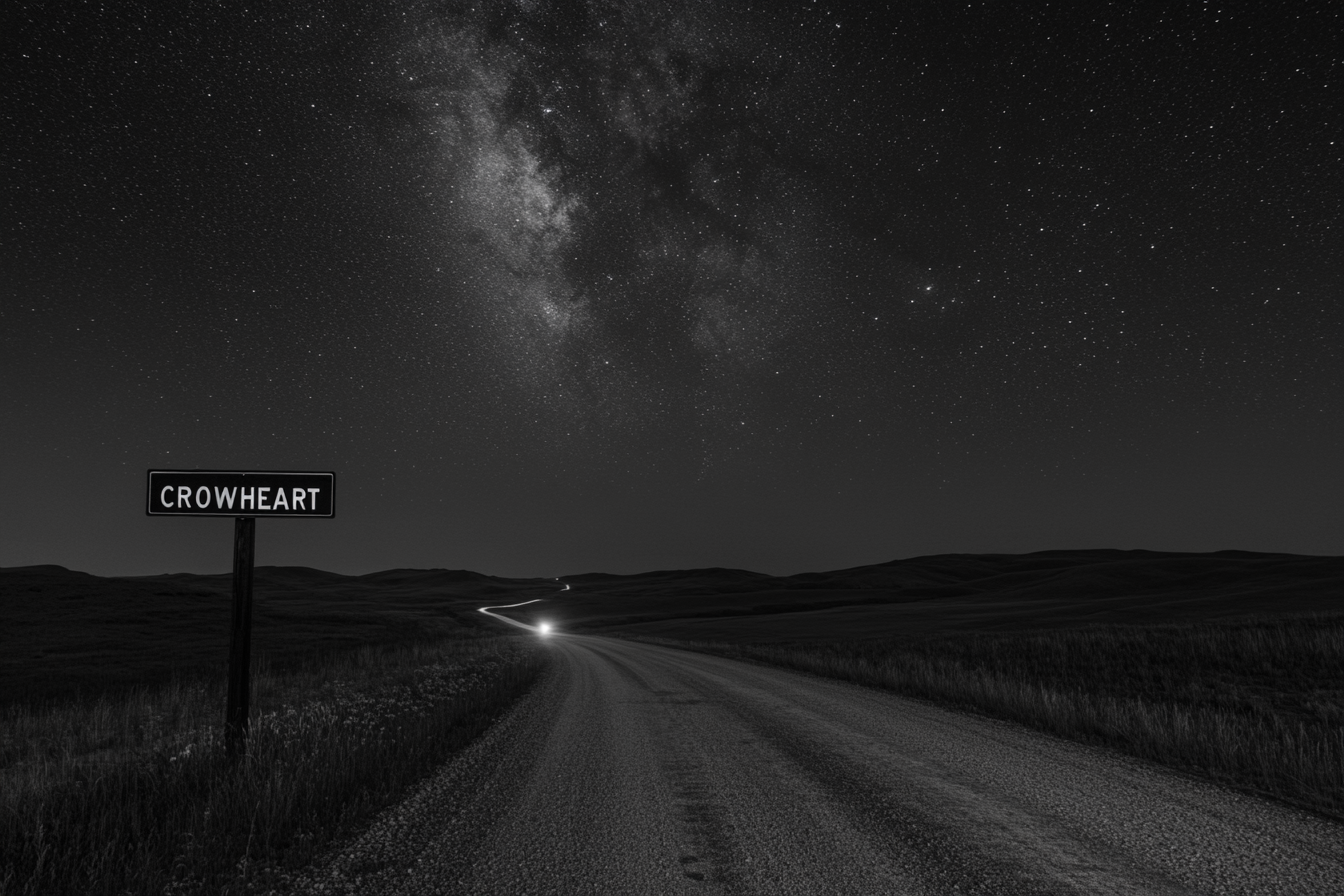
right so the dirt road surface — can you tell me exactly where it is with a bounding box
[292,635,1343,895]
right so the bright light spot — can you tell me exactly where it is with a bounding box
[538,622,552,636]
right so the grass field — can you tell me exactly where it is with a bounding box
[0,564,560,894]
[634,613,1344,821]
[0,635,550,895]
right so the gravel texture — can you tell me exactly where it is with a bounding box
[290,635,1344,895]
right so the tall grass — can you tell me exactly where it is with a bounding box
[0,636,548,895]
[639,614,1344,820]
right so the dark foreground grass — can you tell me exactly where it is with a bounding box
[0,636,548,895]
[637,613,1344,821]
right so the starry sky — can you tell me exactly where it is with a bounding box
[2,0,1340,578]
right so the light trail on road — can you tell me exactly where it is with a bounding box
[476,580,569,633]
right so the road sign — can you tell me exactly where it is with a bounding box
[146,468,335,762]
[146,470,334,517]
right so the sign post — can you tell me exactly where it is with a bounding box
[147,470,335,762]
[226,516,255,762]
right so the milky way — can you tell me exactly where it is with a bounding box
[361,0,911,451]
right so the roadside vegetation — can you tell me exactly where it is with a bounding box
[0,635,548,895]
[638,614,1344,820]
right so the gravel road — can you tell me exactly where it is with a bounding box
[292,635,1343,895]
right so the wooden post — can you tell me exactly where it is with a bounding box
[225,516,256,763]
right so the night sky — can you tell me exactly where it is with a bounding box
[3,1,1340,578]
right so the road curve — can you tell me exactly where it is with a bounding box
[293,635,1344,896]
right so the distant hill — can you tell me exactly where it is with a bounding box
[0,564,553,704]
[3,550,1340,703]
[543,550,1343,642]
